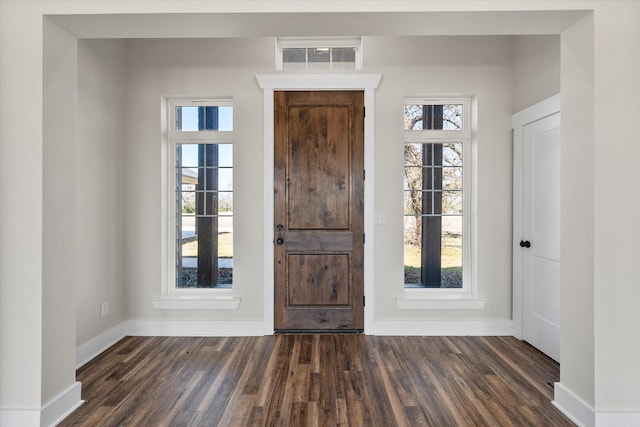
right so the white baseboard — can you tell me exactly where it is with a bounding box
[41,382,83,427]
[595,411,640,426]
[126,319,266,337]
[0,409,40,427]
[75,320,265,369]
[553,382,595,427]
[554,384,640,427]
[372,319,513,336]
[0,382,83,427]
[76,319,514,369]
[76,322,128,368]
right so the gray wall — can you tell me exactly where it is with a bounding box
[76,39,128,347]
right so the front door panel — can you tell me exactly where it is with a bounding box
[274,91,364,331]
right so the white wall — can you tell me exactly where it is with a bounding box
[76,39,128,347]
[42,18,79,405]
[121,36,516,324]
[124,38,273,320]
[0,1,45,411]
[561,12,596,410]
[593,2,640,412]
[366,36,514,321]
[512,35,560,113]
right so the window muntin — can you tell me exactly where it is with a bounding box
[403,97,470,290]
[168,100,233,290]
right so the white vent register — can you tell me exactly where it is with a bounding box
[277,37,362,71]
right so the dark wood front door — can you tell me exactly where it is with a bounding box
[274,91,364,332]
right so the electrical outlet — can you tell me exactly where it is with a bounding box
[374,212,386,224]
[100,301,109,317]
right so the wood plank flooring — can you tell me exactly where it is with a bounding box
[59,335,574,426]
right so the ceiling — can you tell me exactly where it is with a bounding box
[50,10,588,39]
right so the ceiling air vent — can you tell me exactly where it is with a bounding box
[277,37,362,71]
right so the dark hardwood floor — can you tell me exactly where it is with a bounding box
[59,335,574,426]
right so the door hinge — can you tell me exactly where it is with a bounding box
[363,169,365,181]
[363,106,366,117]
[363,295,366,307]
[363,233,366,244]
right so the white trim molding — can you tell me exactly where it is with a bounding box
[553,382,595,427]
[256,74,382,335]
[127,320,265,337]
[151,295,241,310]
[41,382,83,427]
[595,411,640,427]
[396,293,487,310]
[76,321,128,368]
[0,382,83,427]
[372,319,512,336]
[0,410,40,427]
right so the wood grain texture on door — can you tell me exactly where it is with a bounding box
[274,91,364,331]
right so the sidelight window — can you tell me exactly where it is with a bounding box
[168,100,233,289]
[403,98,470,289]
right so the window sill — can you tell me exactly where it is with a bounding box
[151,294,241,310]
[396,292,486,310]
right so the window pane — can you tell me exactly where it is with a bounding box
[443,191,462,214]
[217,168,233,191]
[404,191,423,215]
[403,215,463,288]
[180,215,196,244]
[404,104,463,131]
[218,191,233,214]
[332,47,356,62]
[180,192,196,214]
[442,167,462,190]
[404,216,422,285]
[176,143,233,288]
[443,143,463,166]
[175,105,233,131]
[442,215,463,288]
[403,141,463,288]
[179,145,199,167]
[217,107,233,131]
[283,48,306,64]
[404,144,424,167]
[404,167,422,190]
[217,144,233,167]
[308,47,331,63]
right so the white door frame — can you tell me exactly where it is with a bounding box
[511,93,560,339]
[256,74,382,335]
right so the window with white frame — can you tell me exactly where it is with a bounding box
[277,37,362,71]
[403,97,470,290]
[167,99,233,289]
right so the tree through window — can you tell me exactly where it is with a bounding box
[403,99,468,289]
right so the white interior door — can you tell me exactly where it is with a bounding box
[521,111,561,361]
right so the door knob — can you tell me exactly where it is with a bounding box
[276,238,284,245]
[519,240,531,248]
[276,224,284,231]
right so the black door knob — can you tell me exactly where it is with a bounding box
[519,240,531,248]
[276,238,284,245]
[276,224,284,231]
